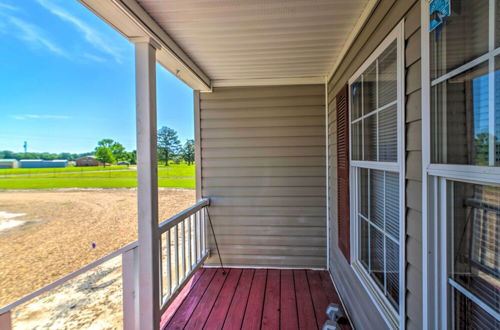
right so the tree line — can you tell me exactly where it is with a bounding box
[0,127,194,167]
[94,127,193,166]
[157,127,194,166]
[0,150,93,161]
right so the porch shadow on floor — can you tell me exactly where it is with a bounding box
[160,267,351,329]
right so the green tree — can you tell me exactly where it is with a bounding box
[96,139,126,161]
[157,127,181,166]
[182,139,195,165]
[110,143,126,161]
[0,150,15,159]
[125,150,137,165]
[474,133,489,166]
[94,147,115,167]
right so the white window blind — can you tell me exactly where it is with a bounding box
[348,26,404,327]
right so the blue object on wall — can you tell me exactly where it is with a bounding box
[430,0,451,32]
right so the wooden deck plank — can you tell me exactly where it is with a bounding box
[319,271,352,330]
[319,271,341,304]
[203,268,243,330]
[184,268,228,329]
[160,268,205,327]
[241,269,268,330]
[165,268,216,330]
[294,270,318,330]
[161,268,350,330]
[307,270,329,329]
[280,269,299,330]
[222,269,255,330]
[261,269,280,330]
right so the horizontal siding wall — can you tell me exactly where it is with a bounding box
[327,0,421,329]
[404,3,422,329]
[199,85,327,268]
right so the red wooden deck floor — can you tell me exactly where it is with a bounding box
[160,268,351,330]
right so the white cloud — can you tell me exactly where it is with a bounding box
[11,114,71,120]
[9,17,68,57]
[0,2,19,11]
[36,0,123,63]
[83,52,106,63]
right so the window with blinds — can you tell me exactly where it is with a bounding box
[348,24,404,325]
[430,0,500,167]
[427,1,500,328]
[446,182,500,329]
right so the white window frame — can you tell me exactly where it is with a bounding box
[435,177,500,330]
[421,1,500,329]
[348,21,406,330]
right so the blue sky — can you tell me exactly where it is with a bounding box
[0,0,194,154]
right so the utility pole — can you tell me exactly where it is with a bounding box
[23,141,27,153]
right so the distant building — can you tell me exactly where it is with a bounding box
[75,156,101,167]
[0,159,19,169]
[19,159,69,168]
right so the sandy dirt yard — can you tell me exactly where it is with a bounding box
[0,189,195,329]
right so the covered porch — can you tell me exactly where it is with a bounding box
[76,0,376,329]
[160,268,350,330]
[95,0,376,328]
[0,0,386,329]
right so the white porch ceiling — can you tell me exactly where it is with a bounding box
[136,0,373,84]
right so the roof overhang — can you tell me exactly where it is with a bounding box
[79,0,212,91]
[79,0,378,90]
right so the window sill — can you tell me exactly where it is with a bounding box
[351,261,401,330]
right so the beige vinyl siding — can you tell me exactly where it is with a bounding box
[327,0,422,329]
[327,84,388,330]
[404,4,422,329]
[199,84,326,268]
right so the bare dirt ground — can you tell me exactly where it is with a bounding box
[0,189,195,329]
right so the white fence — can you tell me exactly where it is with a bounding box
[158,198,210,314]
[0,198,210,330]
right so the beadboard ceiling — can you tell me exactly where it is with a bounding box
[136,0,372,83]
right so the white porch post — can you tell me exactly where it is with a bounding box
[133,37,161,330]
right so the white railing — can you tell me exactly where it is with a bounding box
[157,198,210,315]
[0,241,139,330]
[0,198,210,330]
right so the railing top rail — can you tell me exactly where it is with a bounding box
[0,240,138,315]
[158,198,210,234]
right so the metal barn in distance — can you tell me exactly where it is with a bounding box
[19,160,69,169]
[0,159,18,169]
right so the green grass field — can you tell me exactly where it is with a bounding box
[0,164,195,189]
[0,165,129,175]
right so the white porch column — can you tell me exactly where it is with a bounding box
[133,37,161,330]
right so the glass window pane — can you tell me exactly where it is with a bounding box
[360,217,370,269]
[360,168,369,217]
[431,62,490,165]
[378,105,398,162]
[378,41,397,107]
[495,56,500,166]
[363,63,377,115]
[363,114,377,161]
[430,0,489,80]
[370,170,384,229]
[351,79,363,121]
[385,172,399,239]
[386,238,399,310]
[495,0,500,48]
[352,121,362,161]
[370,225,385,288]
[449,182,500,314]
[452,289,500,329]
